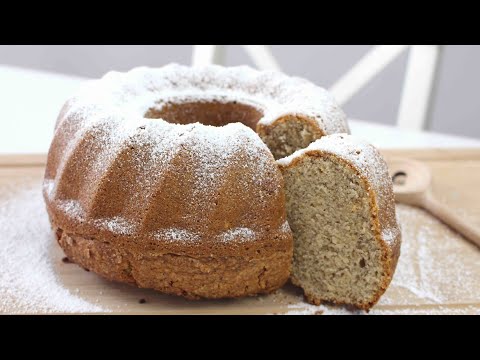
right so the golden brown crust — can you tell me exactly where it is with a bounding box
[53,223,293,299]
[278,142,401,311]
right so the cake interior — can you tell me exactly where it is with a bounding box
[283,154,386,307]
[260,115,324,160]
[145,101,264,130]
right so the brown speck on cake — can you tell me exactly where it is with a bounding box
[139,298,147,304]
[61,257,71,263]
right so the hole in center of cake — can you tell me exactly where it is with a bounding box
[144,101,264,130]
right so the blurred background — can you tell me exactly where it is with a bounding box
[1,45,479,138]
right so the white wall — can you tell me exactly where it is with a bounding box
[1,45,478,138]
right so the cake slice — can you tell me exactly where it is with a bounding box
[277,134,401,310]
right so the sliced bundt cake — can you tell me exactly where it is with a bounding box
[277,134,401,310]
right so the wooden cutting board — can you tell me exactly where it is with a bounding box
[1,149,479,315]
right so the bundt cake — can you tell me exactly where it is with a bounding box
[43,64,349,300]
[277,134,401,310]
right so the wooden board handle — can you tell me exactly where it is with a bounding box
[421,192,480,248]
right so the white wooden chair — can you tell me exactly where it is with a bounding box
[191,45,443,131]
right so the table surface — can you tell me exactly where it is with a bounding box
[2,64,480,154]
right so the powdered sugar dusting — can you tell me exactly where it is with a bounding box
[56,199,134,236]
[285,302,356,315]
[220,227,256,243]
[43,179,54,199]
[378,205,480,308]
[94,217,135,236]
[58,199,84,220]
[0,186,106,313]
[180,122,273,214]
[154,228,200,243]
[382,227,400,247]
[284,303,480,315]
[280,220,291,233]
[57,63,348,144]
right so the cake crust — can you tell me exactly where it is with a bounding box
[53,225,292,299]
